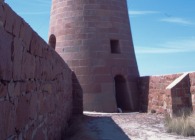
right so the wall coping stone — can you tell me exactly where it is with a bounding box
[166,72,189,89]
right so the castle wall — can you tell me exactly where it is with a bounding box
[139,72,195,115]
[0,2,73,139]
[49,0,140,112]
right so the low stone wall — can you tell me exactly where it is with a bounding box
[166,73,191,115]
[139,72,195,115]
[0,2,73,139]
[190,72,195,110]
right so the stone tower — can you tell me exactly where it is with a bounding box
[49,0,140,112]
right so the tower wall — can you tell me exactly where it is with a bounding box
[49,0,140,112]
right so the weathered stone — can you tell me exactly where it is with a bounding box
[33,128,46,140]
[29,32,38,55]
[13,38,24,80]
[0,0,4,4]
[0,101,13,139]
[42,83,52,94]
[13,16,22,37]
[16,94,30,130]
[8,81,14,97]
[4,4,15,33]
[19,22,33,50]
[26,81,36,93]
[35,57,42,80]
[0,2,74,140]
[0,82,7,97]
[0,27,12,80]
[29,93,38,120]
[0,4,5,27]
[21,52,35,80]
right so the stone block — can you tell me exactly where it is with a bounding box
[29,93,38,120]
[0,0,4,4]
[0,82,7,97]
[0,27,13,80]
[26,81,36,93]
[13,16,22,37]
[0,101,14,140]
[4,4,15,33]
[33,128,46,140]
[35,57,42,80]
[21,52,35,80]
[38,92,54,114]
[190,78,195,86]
[82,84,101,93]
[19,22,33,50]
[13,38,24,80]
[40,58,51,80]
[16,94,30,130]
[42,83,52,94]
[172,97,182,105]
[30,32,43,57]
[0,4,5,27]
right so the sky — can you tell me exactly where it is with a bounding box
[5,0,195,76]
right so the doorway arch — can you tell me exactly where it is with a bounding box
[114,75,130,111]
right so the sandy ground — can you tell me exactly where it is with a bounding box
[67,112,195,140]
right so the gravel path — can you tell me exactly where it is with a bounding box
[68,112,195,140]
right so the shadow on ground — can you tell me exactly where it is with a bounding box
[64,115,130,140]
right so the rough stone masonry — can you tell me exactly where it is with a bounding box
[1,0,195,139]
[0,1,79,139]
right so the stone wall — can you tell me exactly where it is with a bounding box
[0,2,73,139]
[139,72,195,115]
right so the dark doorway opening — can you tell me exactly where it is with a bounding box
[114,75,130,111]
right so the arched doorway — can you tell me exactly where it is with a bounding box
[114,75,130,111]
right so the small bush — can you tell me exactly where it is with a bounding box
[165,112,195,137]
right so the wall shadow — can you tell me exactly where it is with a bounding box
[65,115,131,140]
[139,76,150,112]
[72,72,83,115]
[115,75,131,111]
[171,74,193,116]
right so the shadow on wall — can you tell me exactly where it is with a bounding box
[115,75,132,112]
[170,74,193,116]
[72,72,83,115]
[139,76,150,112]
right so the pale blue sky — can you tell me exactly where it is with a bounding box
[5,0,195,76]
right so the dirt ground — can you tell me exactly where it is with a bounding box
[66,112,195,140]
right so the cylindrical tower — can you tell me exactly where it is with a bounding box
[49,0,140,112]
